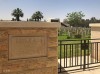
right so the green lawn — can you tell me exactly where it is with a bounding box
[58,35,68,40]
[58,35,91,59]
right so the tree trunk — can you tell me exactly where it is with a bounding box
[40,18,41,21]
[35,18,36,21]
[37,19,39,21]
[16,16,20,21]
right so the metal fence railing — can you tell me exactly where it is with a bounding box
[58,39,100,73]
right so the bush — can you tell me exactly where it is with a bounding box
[74,34,81,38]
[67,36,71,39]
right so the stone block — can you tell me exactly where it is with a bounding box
[0,50,8,61]
[0,30,8,40]
[46,57,57,67]
[0,22,60,74]
[47,28,58,37]
[0,44,8,51]
[9,35,47,59]
[48,47,57,57]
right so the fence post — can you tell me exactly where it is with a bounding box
[60,41,62,72]
[83,40,86,71]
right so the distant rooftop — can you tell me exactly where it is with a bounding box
[47,18,60,22]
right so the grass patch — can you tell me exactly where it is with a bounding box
[58,45,90,59]
[58,39,91,59]
[58,35,68,40]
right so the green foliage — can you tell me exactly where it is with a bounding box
[81,17,100,27]
[67,36,71,39]
[58,40,91,58]
[58,35,67,40]
[66,11,85,27]
[59,27,91,39]
[63,19,68,24]
[74,34,82,38]
[31,11,43,21]
[11,8,24,21]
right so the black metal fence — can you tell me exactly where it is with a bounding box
[58,39,100,73]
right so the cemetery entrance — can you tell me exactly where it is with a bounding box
[58,39,100,73]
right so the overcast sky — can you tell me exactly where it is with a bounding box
[0,0,100,21]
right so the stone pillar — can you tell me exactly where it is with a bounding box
[0,22,60,74]
[89,23,100,61]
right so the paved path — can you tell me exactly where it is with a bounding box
[58,56,100,74]
[59,67,100,74]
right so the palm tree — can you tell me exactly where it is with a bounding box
[31,11,43,21]
[11,8,24,21]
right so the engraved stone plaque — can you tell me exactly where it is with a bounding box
[9,35,47,59]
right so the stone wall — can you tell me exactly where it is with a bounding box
[0,22,60,74]
[90,23,100,61]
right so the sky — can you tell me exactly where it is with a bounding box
[0,0,100,21]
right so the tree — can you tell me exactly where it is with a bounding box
[83,19,90,27]
[66,11,85,27]
[63,19,68,24]
[11,8,24,21]
[90,17,97,23]
[31,11,43,21]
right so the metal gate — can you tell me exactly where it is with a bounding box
[58,39,100,73]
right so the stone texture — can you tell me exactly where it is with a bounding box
[90,23,100,61]
[0,44,8,51]
[48,47,58,57]
[0,22,60,74]
[47,28,58,37]
[46,57,58,67]
[9,36,47,59]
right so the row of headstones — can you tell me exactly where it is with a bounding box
[59,27,91,38]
